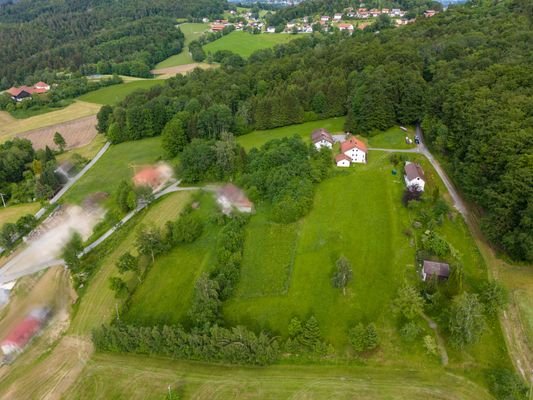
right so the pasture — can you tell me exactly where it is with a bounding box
[367,126,416,149]
[0,202,40,226]
[155,23,210,68]
[61,136,163,206]
[78,80,164,105]
[0,101,100,142]
[203,31,299,58]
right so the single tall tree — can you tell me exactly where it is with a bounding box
[332,256,353,295]
[449,292,486,348]
[53,132,66,152]
[135,224,164,263]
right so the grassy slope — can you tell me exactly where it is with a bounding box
[56,134,107,164]
[70,191,192,335]
[0,101,101,141]
[78,80,164,105]
[155,23,209,69]
[61,137,163,205]
[367,126,417,149]
[0,202,40,226]
[65,352,493,400]
[238,118,346,150]
[203,31,299,58]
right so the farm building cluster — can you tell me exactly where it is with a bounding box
[6,81,50,102]
[310,129,368,166]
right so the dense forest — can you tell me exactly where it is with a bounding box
[0,0,227,86]
[98,1,532,262]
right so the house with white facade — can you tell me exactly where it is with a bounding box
[340,136,368,164]
[311,128,334,150]
[404,161,426,191]
[333,13,343,21]
[335,154,351,167]
[320,15,330,22]
[338,23,354,32]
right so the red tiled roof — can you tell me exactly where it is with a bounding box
[218,184,253,208]
[341,136,368,153]
[335,154,351,162]
[34,81,49,88]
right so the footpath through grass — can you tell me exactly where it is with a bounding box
[62,136,163,206]
[204,31,299,58]
[78,80,164,105]
[155,23,209,69]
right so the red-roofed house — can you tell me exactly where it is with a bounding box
[34,81,50,91]
[422,260,450,281]
[211,23,226,32]
[340,136,368,164]
[6,81,50,101]
[338,23,354,32]
[335,153,351,167]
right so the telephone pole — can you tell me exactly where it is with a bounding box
[0,193,6,208]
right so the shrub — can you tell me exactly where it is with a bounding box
[480,281,508,315]
[487,368,528,400]
[400,321,423,342]
[349,323,379,352]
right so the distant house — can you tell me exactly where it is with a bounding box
[333,13,343,21]
[422,260,450,281]
[1,308,49,355]
[34,81,50,91]
[6,81,50,101]
[217,184,254,214]
[335,154,351,167]
[370,8,381,17]
[266,26,276,33]
[320,15,330,22]
[211,23,226,32]
[338,23,354,32]
[340,136,368,164]
[404,161,426,191]
[424,9,437,17]
[311,128,334,150]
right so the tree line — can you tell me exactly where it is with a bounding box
[98,1,532,261]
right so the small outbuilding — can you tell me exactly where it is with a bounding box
[421,260,450,282]
[404,161,426,191]
[335,153,351,167]
[217,184,254,215]
[311,128,334,150]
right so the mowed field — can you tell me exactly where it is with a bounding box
[0,202,40,226]
[155,23,210,69]
[17,115,97,150]
[61,136,163,205]
[78,79,165,105]
[64,352,494,400]
[0,101,100,141]
[203,31,299,58]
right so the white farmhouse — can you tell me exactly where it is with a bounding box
[340,136,368,163]
[404,161,426,191]
[335,154,351,167]
[333,13,343,21]
[311,128,334,150]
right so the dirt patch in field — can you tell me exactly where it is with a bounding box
[151,63,216,79]
[16,115,97,151]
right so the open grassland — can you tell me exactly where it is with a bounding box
[203,31,299,58]
[61,137,163,206]
[155,23,210,68]
[0,202,40,226]
[238,117,346,150]
[0,101,101,142]
[65,353,494,400]
[70,191,192,335]
[57,134,107,164]
[367,126,416,149]
[78,80,164,105]
[123,193,215,326]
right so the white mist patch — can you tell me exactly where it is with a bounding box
[0,205,104,283]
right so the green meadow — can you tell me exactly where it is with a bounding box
[204,31,299,58]
[155,23,210,68]
[61,137,163,205]
[78,80,164,105]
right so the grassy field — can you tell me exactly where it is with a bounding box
[57,134,107,164]
[237,118,346,150]
[0,101,101,141]
[0,202,41,226]
[61,137,163,206]
[78,80,164,105]
[367,126,416,149]
[70,191,192,335]
[64,352,494,400]
[8,99,75,119]
[204,31,299,58]
[123,192,216,326]
[155,23,209,69]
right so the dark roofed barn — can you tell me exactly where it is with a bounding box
[422,260,450,281]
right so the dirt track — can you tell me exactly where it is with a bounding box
[150,63,216,79]
[16,115,97,151]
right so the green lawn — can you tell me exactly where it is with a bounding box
[78,80,164,105]
[155,23,209,69]
[61,137,163,205]
[367,126,417,149]
[123,193,219,327]
[237,117,346,150]
[203,31,299,58]
[0,202,41,226]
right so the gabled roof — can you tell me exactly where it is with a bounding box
[34,81,49,87]
[341,136,367,153]
[404,162,425,181]
[335,153,351,163]
[6,86,33,96]
[423,260,450,278]
[311,128,334,144]
[218,184,253,208]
